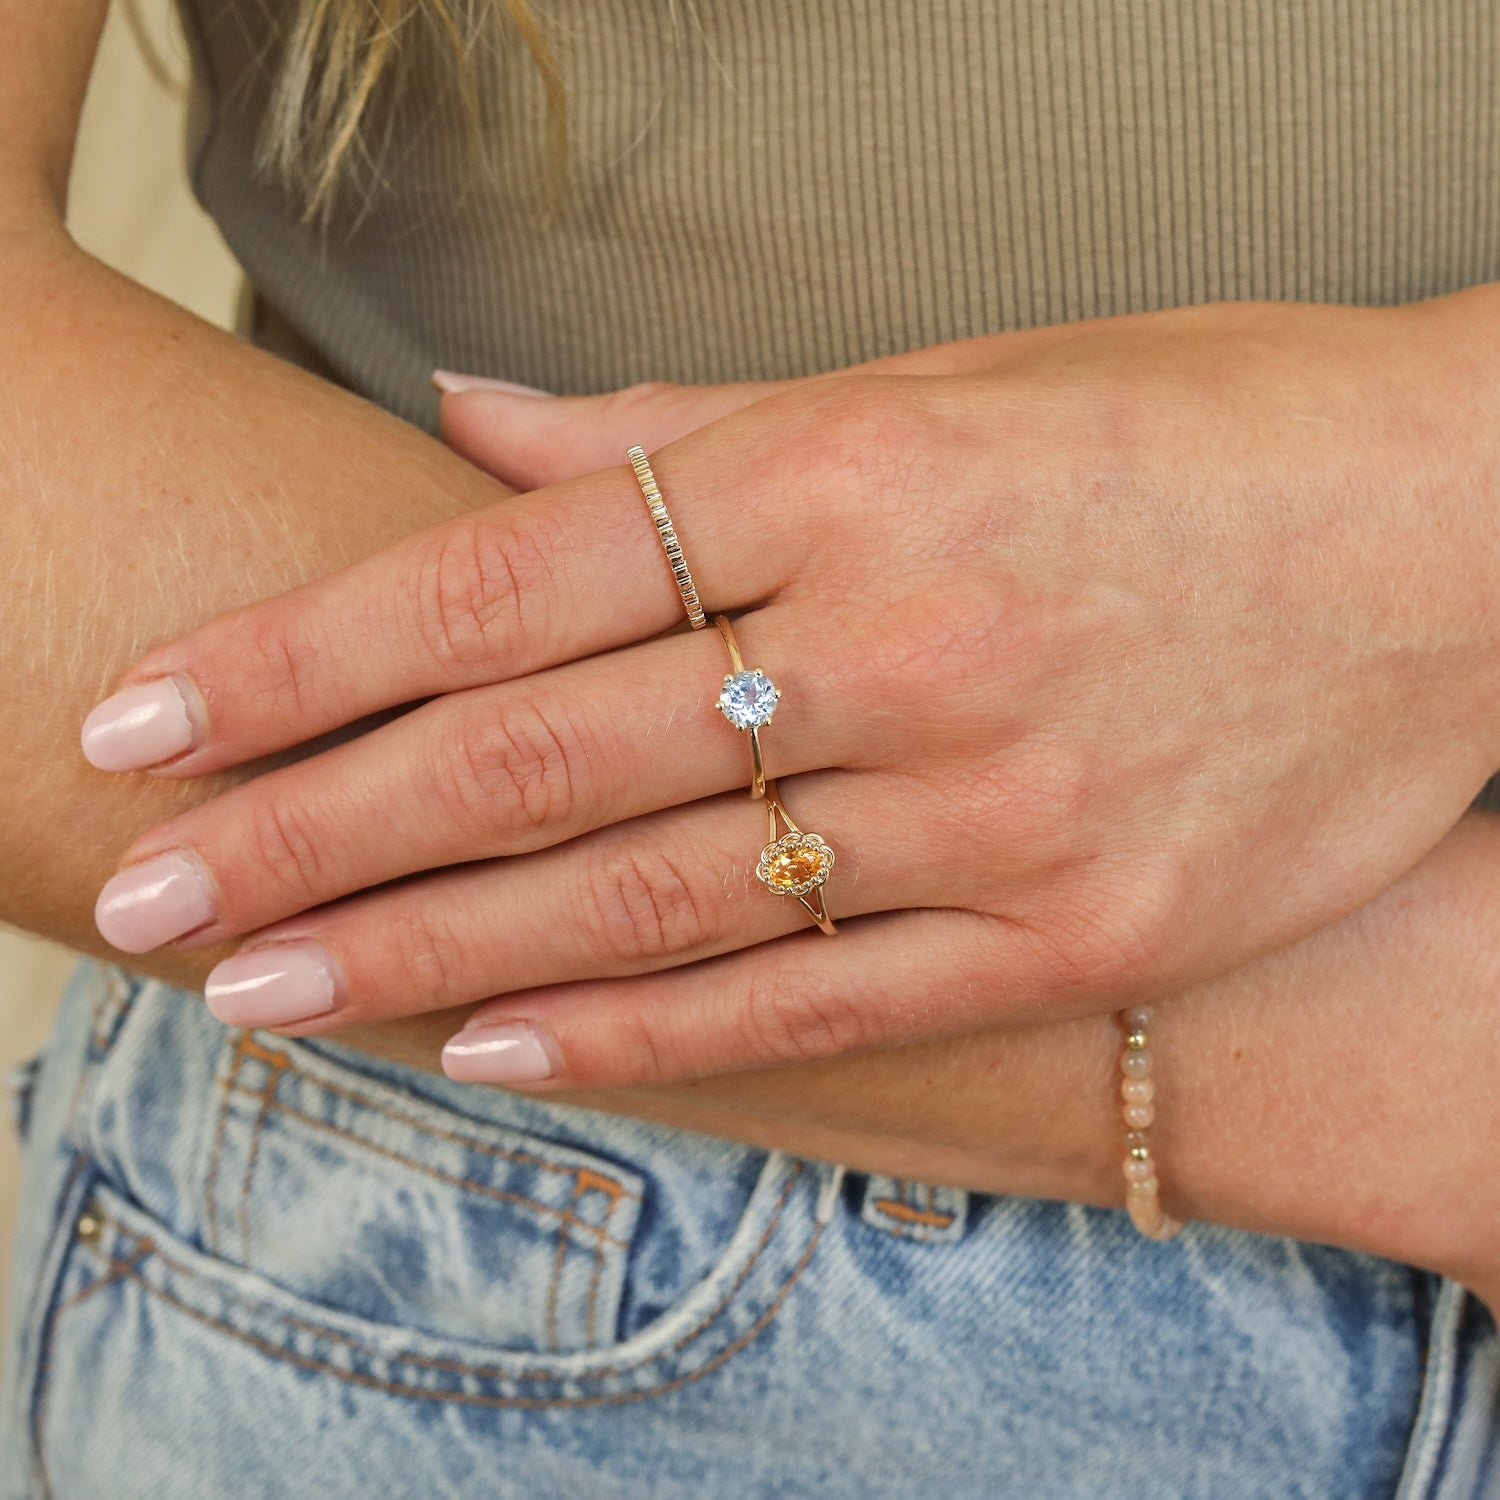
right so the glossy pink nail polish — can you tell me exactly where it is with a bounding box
[94,852,218,953]
[441,1022,559,1084]
[204,940,343,1028]
[430,369,554,397]
[81,677,199,771]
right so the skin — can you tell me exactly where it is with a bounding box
[4,0,1498,1312]
[108,292,1500,1082]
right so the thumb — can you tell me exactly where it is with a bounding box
[433,372,798,490]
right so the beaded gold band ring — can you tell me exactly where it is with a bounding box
[711,614,836,936]
[1117,1005,1184,1241]
[627,445,707,630]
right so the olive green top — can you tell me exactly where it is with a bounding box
[174,0,1500,436]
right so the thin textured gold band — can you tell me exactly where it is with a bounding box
[626,445,708,630]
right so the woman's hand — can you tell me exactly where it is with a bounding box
[85,290,1500,1090]
[539,808,1500,1314]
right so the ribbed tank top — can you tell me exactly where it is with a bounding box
[173,0,1500,440]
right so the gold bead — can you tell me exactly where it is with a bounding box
[1125,1030,1148,1050]
[1128,1145,1152,1163]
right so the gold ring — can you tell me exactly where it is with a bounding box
[713,614,780,798]
[627,445,707,630]
[758,781,837,935]
[711,614,836,935]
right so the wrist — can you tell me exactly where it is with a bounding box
[1164,810,1500,1281]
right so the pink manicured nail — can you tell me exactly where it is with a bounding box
[204,940,343,1028]
[81,677,200,771]
[441,1021,560,1084]
[95,852,217,953]
[431,369,554,397]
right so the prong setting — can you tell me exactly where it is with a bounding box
[717,669,781,729]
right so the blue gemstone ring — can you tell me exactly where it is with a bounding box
[712,615,781,798]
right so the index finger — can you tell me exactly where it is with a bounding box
[79,406,813,778]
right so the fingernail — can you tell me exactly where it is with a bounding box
[81,677,200,771]
[204,940,343,1028]
[95,852,218,953]
[441,1021,560,1085]
[431,369,554,398]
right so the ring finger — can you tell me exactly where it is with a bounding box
[200,771,913,1032]
[94,615,864,953]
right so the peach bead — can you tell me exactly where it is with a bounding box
[1121,1078,1155,1105]
[1143,1213,1184,1241]
[1122,1005,1153,1030]
[1125,1179,1160,1206]
[1123,1157,1155,1184]
[1123,1101,1156,1129]
[1129,1200,1172,1238]
[1121,1049,1153,1079]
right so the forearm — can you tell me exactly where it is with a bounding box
[481,809,1500,1298]
[2,230,513,961]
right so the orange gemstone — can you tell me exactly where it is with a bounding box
[765,846,824,891]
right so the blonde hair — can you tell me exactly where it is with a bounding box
[257,0,566,223]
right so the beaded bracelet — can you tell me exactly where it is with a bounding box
[1118,1005,1184,1241]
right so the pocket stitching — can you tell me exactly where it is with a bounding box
[201,1034,248,1255]
[236,1045,289,1261]
[581,1174,625,1349]
[90,1159,809,1386]
[267,1034,641,1198]
[545,1210,568,1353]
[84,1196,825,1410]
[24,1154,96,1498]
[54,1238,154,1317]
[558,1170,628,1352]
[229,1084,633,1250]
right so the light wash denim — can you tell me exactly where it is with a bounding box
[3,960,1497,1498]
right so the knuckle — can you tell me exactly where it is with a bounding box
[577,1000,671,1087]
[238,613,325,730]
[737,968,874,1068]
[584,843,714,966]
[437,695,581,839]
[383,901,465,1006]
[245,796,328,908]
[412,518,560,674]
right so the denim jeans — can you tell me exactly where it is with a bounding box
[3,960,1497,1498]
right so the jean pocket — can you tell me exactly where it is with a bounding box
[40,1139,820,1411]
[65,985,826,1396]
[194,1030,656,1355]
